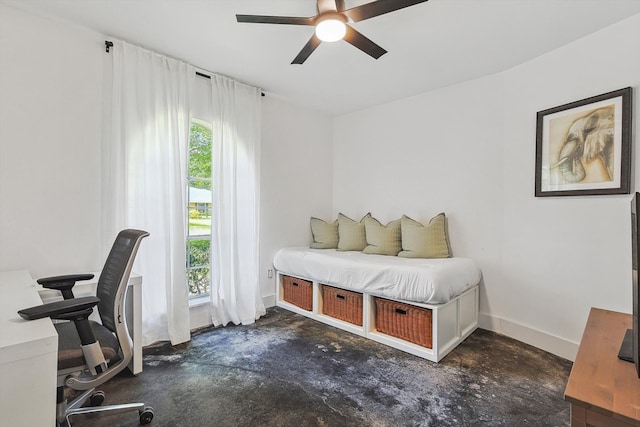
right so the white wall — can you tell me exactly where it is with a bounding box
[333,13,640,360]
[498,14,640,357]
[259,96,334,306]
[0,5,104,277]
[333,74,505,327]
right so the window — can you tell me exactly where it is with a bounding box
[186,119,212,298]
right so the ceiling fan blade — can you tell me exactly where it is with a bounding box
[343,25,387,59]
[342,0,429,23]
[236,15,314,25]
[335,0,346,11]
[292,35,322,64]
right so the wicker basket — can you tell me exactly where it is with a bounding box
[374,298,433,348]
[282,275,313,311]
[322,285,363,326]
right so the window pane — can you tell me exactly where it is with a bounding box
[188,239,210,268]
[189,123,212,179]
[188,267,210,297]
[188,181,212,236]
[187,238,211,297]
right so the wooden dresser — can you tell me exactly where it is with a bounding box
[565,308,640,427]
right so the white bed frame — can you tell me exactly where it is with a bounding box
[275,271,479,362]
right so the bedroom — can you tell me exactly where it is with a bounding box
[1,0,639,425]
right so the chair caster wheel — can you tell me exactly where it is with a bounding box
[139,406,154,424]
[90,390,105,406]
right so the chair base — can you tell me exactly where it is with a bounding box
[58,387,154,426]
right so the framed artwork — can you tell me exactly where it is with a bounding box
[535,87,632,197]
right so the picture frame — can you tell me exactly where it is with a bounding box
[535,87,632,197]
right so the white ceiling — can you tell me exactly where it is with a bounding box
[4,0,640,116]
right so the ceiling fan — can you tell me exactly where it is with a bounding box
[236,0,429,64]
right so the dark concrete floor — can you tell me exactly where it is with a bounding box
[68,307,572,426]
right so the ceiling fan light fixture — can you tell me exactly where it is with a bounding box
[315,15,347,42]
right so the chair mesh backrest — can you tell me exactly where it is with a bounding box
[96,229,149,333]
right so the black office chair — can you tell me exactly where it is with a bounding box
[18,229,154,427]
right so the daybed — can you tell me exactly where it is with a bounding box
[273,246,482,362]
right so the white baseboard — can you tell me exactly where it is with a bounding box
[189,294,278,331]
[479,312,579,361]
[263,293,276,309]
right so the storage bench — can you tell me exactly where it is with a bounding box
[276,271,479,362]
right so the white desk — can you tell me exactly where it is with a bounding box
[37,271,144,375]
[0,270,58,427]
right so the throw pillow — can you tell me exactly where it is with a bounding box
[310,217,339,249]
[363,216,402,256]
[398,213,451,258]
[337,213,371,251]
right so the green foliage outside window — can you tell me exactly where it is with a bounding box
[187,239,210,296]
[189,239,210,266]
[189,123,211,188]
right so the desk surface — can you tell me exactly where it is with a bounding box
[565,307,640,425]
[0,270,57,364]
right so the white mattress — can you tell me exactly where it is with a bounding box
[273,247,482,304]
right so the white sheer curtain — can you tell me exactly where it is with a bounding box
[102,40,192,345]
[209,74,266,326]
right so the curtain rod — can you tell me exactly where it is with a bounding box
[105,41,264,97]
[196,71,265,97]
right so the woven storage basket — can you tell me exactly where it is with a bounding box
[322,285,363,326]
[282,275,313,311]
[374,298,433,348]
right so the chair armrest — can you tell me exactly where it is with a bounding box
[37,273,95,299]
[18,296,100,321]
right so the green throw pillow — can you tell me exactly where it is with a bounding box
[310,217,339,249]
[363,216,402,256]
[337,213,371,251]
[398,213,451,258]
